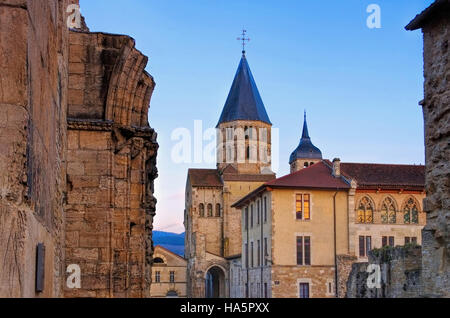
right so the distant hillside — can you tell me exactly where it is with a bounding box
[153,231,185,257]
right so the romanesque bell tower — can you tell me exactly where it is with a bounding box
[185,43,276,298]
[216,51,273,175]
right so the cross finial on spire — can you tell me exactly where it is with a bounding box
[237,29,250,55]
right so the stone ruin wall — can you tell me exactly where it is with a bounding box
[0,0,73,298]
[346,246,422,298]
[64,30,158,298]
[0,0,158,298]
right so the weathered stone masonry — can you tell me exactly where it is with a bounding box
[406,0,450,297]
[65,30,158,298]
[0,0,158,298]
[0,0,72,297]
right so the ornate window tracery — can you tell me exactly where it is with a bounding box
[357,197,374,223]
[404,198,419,224]
[381,197,397,224]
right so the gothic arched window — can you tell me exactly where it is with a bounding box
[207,204,213,217]
[381,197,397,224]
[199,203,205,217]
[215,204,221,217]
[404,198,419,224]
[357,197,374,223]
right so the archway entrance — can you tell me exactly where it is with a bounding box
[205,266,225,298]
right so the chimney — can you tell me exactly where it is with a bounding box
[332,158,341,177]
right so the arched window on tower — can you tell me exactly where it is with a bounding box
[357,197,374,223]
[199,203,205,217]
[381,197,397,224]
[207,204,213,217]
[404,198,419,224]
[304,162,309,168]
[215,204,221,217]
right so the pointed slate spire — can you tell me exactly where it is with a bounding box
[289,112,322,164]
[301,110,310,139]
[217,54,271,127]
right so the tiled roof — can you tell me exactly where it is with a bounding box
[232,162,349,208]
[339,162,425,190]
[405,0,450,30]
[265,161,349,189]
[217,54,271,126]
[187,169,223,187]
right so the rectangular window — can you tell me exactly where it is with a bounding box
[245,207,248,230]
[245,243,248,268]
[296,236,311,265]
[304,236,311,265]
[359,236,365,257]
[251,205,254,228]
[382,236,388,247]
[264,237,268,266]
[296,194,311,220]
[296,237,303,265]
[389,236,395,247]
[257,200,260,225]
[155,271,160,283]
[296,194,302,220]
[264,283,268,298]
[299,283,310,298]
[251,242,254,268]
[304,194,310,220]
[359,236,372,257]
[257,240,261,267]
[170,271,175,283]
[366,236,372,255]
[264,197,267,223]
[405,236,417,244]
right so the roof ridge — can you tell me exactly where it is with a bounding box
[341,162,425,167]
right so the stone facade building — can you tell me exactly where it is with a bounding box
[232,117,426,298]
[150,246,187,298]
[185,52,275,298]
[0,0,158,298]
[406,0,450,297]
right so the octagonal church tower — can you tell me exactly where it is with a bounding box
[185,51,275,298]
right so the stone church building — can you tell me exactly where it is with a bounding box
[0,0,158,297]
[185,51,276,297]
[185,49,427,298]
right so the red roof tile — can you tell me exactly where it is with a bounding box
[265,161,350,189]
[339,162,425,190]
[187,169,223,187]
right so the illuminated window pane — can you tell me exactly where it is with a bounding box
[296,194,302,220]
[304,195,310,220]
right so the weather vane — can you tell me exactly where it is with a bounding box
[237,29,250,55]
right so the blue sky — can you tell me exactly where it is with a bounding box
[80,0,432,233]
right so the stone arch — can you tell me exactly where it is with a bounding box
[379,195,399,224]
[105,37,155,127]
[400,195,422,212]
[205,265,227,298]
[166,289,179,298]
[401,195,422,224]
[152,253,168,264]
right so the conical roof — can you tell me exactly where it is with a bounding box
[217,54,271,127]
